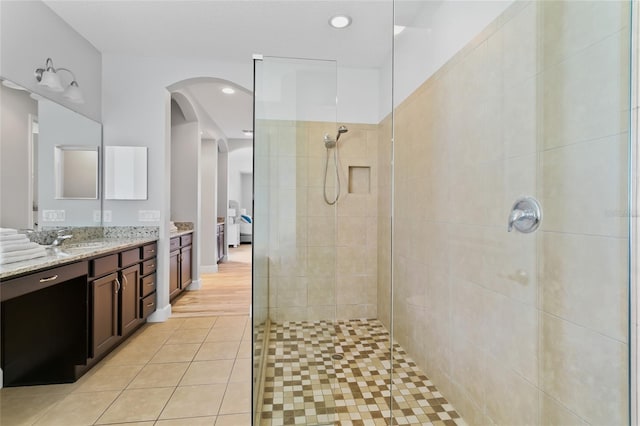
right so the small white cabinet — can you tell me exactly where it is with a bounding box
[227,223,240,248]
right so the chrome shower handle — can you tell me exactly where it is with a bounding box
[507,197,542,233]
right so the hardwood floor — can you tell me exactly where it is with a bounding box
[171,244,252,317]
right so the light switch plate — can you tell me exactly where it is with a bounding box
[103,210,112,223]
[93,210,101,222]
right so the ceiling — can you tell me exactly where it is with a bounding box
[43,0,430,142]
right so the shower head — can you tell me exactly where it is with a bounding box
[336,125,348,141]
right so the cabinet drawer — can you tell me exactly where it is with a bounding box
[141,243,157,260]
[180,234,192,246]
[120,248,140,267]
[140,273,156,298]
[142,258,156,276]
[1,261,88,301]
[169,237,180,251]
[91,254,118,278]
[140,293,156,319]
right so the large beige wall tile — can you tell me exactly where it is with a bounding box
[540,313,628,425]
[540,232,627,341]
[540,1,629,69]
[539,392,588,426]
[450,332,487,409]
[501,1,538,89]
[484,353,538,425]
[482,229,537,306]
[540,135,627,237]
[504,77,538,158]
[541,32,629,148]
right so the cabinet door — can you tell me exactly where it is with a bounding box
[91,273,118,358]
[180,245,192,289]
[169,250,180,299]
[217,225,224,262]
[120,265,140,336]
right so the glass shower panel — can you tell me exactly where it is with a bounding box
[253,56,339,425]
[392,1,632,425]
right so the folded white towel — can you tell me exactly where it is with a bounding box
[1,245,46,259]
[0,238,31,246]
[0,242,39,253]
[0,233,28,242]
[0,246,46,265]
[0,228,17,236]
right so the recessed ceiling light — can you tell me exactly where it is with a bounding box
[394,25,406,36]
[221,87,235,94]
[243,129,254,137]
[329,15,351,29]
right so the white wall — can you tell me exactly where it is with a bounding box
[228,147,253,213]
[379,0,513,120]
[171,121,201,289]
[0,1,102,121]
[218,149,228,257]
[201,139,218,271]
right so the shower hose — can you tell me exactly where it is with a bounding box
[323,144,340,205]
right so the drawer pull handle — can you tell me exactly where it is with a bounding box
[115,278,121,293]
[123,273,128,290]
[146,282,155,286]
[148,264,155,269]
[39,275,58,283]
[148,249,155,253]
[146,302,155,307]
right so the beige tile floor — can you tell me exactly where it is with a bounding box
[0,315,252,426]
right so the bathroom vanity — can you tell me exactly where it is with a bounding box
[0,237,157,387]
[169,230,193,301]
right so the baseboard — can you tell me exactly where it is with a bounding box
[146,303,171,322]
[201,265,218,273]
[185,279,201,291]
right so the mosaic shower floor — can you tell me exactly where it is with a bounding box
[259,319,465,426]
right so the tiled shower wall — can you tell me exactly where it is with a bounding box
[257,120,378,323]
[380,1,630,425]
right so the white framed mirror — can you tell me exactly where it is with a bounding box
[104,146,148,200]
[54,145,99,199]
[0,80,103,230]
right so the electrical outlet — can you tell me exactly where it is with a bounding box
[138,210,160,222]
[103,210,112,223]
[42,210,65,222]
[93,210,101,222]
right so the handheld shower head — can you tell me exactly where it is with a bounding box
[336,125,348,142]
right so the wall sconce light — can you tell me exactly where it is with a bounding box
[34,58,84,104]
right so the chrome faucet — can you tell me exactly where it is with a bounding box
[51,228,73,246]
[507,197,542,233]
[507,209,528,232]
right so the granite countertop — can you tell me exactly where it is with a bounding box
[170,229,193,238]
[0,237,157,281]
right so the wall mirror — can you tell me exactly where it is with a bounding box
[104,146,148,200]
[0,78,102,230]
[54,146,99,199]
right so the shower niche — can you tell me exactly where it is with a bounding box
[348,166,370,194]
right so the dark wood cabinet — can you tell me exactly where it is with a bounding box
[216,223,224,263]
[1,240,158,387]
[91,273,118,358]
[169,232,193,302]
[169,248,180,299]
[181,245,192,288]
[120,265,140,336]
[1,262,88,387]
